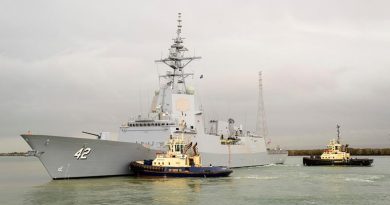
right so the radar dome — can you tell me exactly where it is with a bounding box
[186,86,195,95]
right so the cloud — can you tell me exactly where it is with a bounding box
[1,0,390,151]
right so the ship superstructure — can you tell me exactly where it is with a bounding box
[21,13,286,179]
[118,13,200,150]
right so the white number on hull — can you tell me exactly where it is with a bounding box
[74,147,92,160]
[80,148,91,159]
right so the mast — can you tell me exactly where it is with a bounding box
[256,71,268,139]
[155,13,201,93]
[337,124,341,143]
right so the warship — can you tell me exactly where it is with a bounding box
[21,13,287,179]
[303,125,373,166]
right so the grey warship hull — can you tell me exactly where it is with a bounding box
[201,152,286,168]
[22,134,157,179]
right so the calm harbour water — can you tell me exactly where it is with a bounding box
[0,156,389,205]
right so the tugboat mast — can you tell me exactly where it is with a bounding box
[155,13,201,93]
[337,124,341,144]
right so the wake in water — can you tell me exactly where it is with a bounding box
[263,163,302,167]
[344,175,384,183]
[242,163,302,170]
[233,175,279,180]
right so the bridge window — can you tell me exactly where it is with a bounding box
[175,145,180,152]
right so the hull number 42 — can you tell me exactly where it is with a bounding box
[74,147,91,160]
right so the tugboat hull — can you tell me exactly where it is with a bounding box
[130,161,233,177]
[303,157,373,166]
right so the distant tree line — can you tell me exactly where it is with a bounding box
[288,148,390,156]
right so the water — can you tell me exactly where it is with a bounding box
[1,156,389,205]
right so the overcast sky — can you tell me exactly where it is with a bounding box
[1,0,389,152]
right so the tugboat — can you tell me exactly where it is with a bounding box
[130,117,233,177]
[303,125,373,166]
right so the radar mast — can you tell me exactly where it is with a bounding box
[256,71,268,140]
[155,13,201,93]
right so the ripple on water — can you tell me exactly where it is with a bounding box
[263,163,301,167]
[233,175,279,180]
[344,175,384,183]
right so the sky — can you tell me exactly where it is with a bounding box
[1,0,389,152]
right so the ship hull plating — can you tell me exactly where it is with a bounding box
[21,135,157,179]
[201,152,286,167]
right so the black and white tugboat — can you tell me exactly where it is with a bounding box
[130,117,233,177]
[303,125,373,166]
